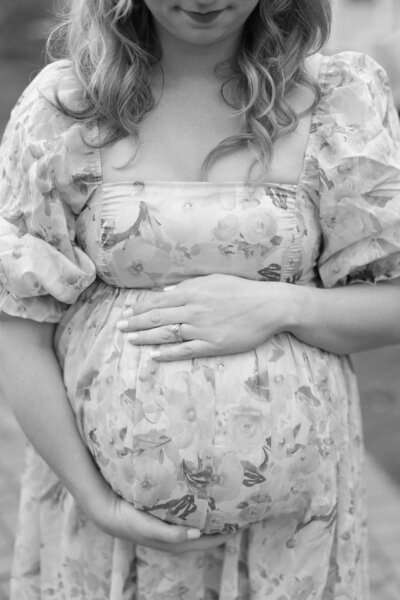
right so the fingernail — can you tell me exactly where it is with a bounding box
[150,351,161,359]
[116,320,129,331]
[127,332,138,342]
[122,308,134,318]
[163,285,176,291]
[187,528,201,540]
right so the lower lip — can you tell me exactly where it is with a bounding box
[182,10,224,24]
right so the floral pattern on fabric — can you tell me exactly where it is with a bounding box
[314,53,400,287]
[1,52,400,599]
[0,61,99,322]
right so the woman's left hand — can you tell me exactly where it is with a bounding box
[116,274,292,361]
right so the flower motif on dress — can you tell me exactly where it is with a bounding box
[212,214,240,242]
[241,207,277,244]
[210,452,244,503]
[227,408,269,455]
[161,371,214,449]
[131,455,176,507]
[238,500,271,523]
[204,509,226,533]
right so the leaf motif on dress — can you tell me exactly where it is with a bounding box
[244,369,270,400]
[143,494,198,521]
[296,385,321,406]
[269,340,285,362]
[286,443,306,456]
[270,235,283,246]
[76,368,99,397]
[123,388,136,402]
[295,503,337,535]
[222,523,240,534]
[241,461,267,487]
[272,193,288,210]
[182,458,212,497]
[285,270,303,284]
[257,263,281,281]
[236,239,270,259]
[208,497,216,511]
[293,423,302,438]
[217,243,235,256]
[319,168,335,191]
[131,431,172,455]
[101,201,150,248]
[105,348,120,364]
[40,481,67,507]
[175,243,194,260]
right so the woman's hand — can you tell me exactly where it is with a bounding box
[0,316,234,556]
[88,484,235,554]
[117,274,293,361]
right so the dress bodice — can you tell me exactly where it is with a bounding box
[75,181,321,288]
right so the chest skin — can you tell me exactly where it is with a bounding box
[101,55,323,185]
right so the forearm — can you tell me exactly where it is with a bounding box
[0,315,111,517]
[283,280,400,355]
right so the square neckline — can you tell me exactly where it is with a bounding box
[96,54,330,192]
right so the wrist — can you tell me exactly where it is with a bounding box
[61,450,117,522]
[76,474,116,524]
[264,282,312,337]
[283,284,316,339]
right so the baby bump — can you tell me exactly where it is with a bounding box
[55,284,344,534]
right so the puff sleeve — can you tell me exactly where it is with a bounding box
[0,61,100,322]
[316,52,400,287]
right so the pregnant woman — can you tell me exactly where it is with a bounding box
[1,0,400,598]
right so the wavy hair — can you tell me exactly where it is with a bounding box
[48,0,332,181]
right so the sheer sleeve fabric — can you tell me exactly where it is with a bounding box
[316,52,400,287]
[0,61,100,321]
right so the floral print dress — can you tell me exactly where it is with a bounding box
[1,52,400,600]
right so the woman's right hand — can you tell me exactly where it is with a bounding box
[89,486,235,554]
[0,316,233,555]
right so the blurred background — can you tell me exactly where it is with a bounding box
[0,0,400,598]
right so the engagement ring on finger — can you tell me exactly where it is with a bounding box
[170,323,184,343]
